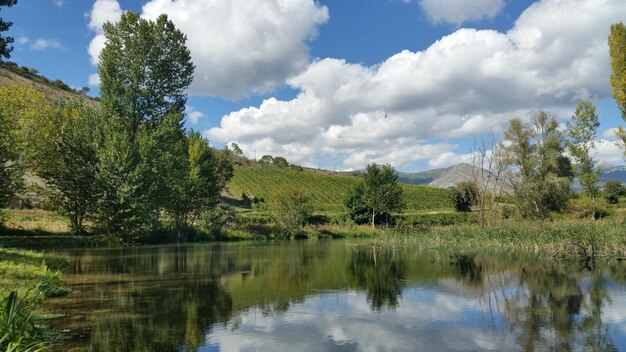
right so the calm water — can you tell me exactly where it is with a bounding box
[45,241,626,351]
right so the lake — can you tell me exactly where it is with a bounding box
[45,240,626,351]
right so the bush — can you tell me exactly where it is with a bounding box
[268,186,312,234]
[604,179,625,205]
[452,181,479,212]
[204,203,238,235]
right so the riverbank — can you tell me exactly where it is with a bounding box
[2,208,625,257]
[0,248,71,350]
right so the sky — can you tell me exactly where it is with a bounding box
[4,0,626,172]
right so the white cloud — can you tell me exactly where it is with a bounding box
[428,152,473,169]
[30,39,62,51]
[53,0,64,7]
[594,139,625,166]
[419,0,505,25]
[88,73,101,86]
[185,106,205,125]
[16,36,29,45]
[88,0,123,31]
[87,0,329,99]
[601,128,619,140]
[87,0,123,65]
[209,0,626,170]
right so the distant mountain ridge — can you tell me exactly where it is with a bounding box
[399,163,626,190]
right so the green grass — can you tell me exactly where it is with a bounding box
[365,219,626,257]
[227,165,453,212]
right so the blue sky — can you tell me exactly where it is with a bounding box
[5,0,625,171]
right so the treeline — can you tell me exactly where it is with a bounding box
[0,13,233,241]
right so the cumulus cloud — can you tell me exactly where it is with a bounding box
[209,0,626,170]
[30,39,63,51]
[87,0,123,65]
[15,36,29,45]
[419,0,505,25]
[185,106,205,125]
[87,0,329,99]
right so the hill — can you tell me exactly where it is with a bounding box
[226,165,453,212]
[0,62,98,105]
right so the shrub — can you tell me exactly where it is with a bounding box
[268,186,312,234]
[452,181,479,212]
[204,203,238,235]
[604,179,625,205]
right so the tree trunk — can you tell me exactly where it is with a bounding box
[371,209,376,229]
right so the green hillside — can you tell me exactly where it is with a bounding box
[227,165,453,212]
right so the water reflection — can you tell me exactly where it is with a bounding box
[45,242,626,351]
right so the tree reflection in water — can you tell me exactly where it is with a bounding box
[46,243,626,351]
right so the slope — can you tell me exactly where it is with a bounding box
[227,165,454,212]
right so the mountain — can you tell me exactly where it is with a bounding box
[599,165,626,184]
[427,163,477,188]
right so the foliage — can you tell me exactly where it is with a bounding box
[0,0,16,60]
[94,117,159,241]
[230,142,243,155]
[258,155,273,165]
[502,113,572,219]
[452,181,479,212]
[362,163,405,227]
[272,156,289,168]
[37,103,103,234]
[345,182,371,225]
[609,22,626,119]
[566,101,601,198]
[99,11,194,137]
[604,179,625,204]
[268,186,312,234]
[0,86,54,208]
[180,132,233,226]
[203,203,238,236]
[576,198,611,220]
[0,291,48,352]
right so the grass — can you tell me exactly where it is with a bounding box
[364,219,626,257]
[227,165,453,212]
[1,209,70,235]
[0,248,71,351]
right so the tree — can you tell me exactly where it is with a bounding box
[610,22,626,118]
[362,163,405,228]
[470,134,508,225]
[604,179,625,204]
[183,132,233,225]
[0,85,54,207]
[268,186,311,234]
[258,155,273,165]
[230,142,243,156]
[345,182,371,225]
[39,103,103,234]
[501,113,572,219]
[273,156,289,168]
[99,12,194,138]
[566,101,601,198]
[95,117,159,241]
[0,0,17,60]
[453,181,479,213]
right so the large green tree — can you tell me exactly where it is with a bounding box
[39,103,103,234]
[566,101,601,198]
[609,22,626,155]
[362,163,405,228]
[99,11,194,138]
[0,0,16,60]
[502,113,572,218]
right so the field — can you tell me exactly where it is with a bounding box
[227,165,454,212]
